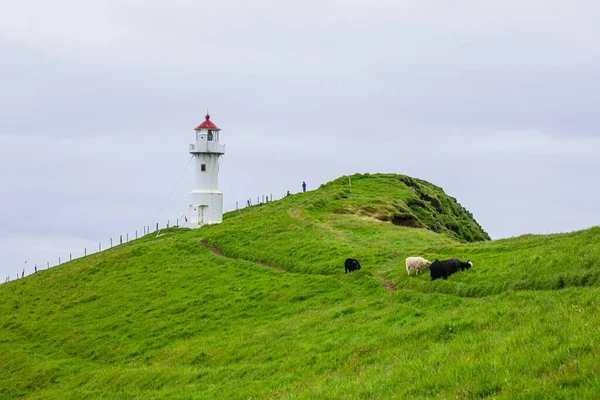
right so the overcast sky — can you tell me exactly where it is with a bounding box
[1,0,599,281]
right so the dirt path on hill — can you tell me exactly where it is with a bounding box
[201,242,397,291]
[382,281,397,292]
[200,242,287,272]
[287,207,396,292]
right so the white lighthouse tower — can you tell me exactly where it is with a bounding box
[187,113,226,228]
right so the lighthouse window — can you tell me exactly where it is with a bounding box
[207,131,213,141]
[201,164,206,172]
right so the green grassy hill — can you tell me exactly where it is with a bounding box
[2,173,600,399]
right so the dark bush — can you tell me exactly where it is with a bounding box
[391,213,421,227]
[407,198,426,208]
[398,175,419,188]
[419,193,443,213]
[446,221,460,233]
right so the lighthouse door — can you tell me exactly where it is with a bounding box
[189,205,198,225]
[198,205,207,225]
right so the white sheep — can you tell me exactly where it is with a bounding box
[405,256,432,275]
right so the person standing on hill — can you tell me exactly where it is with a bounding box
[302,181,307,192]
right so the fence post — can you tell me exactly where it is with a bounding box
[156,223,158,232]
[34,265,37,273]
[47,261,49,269]
[70,253,72,262]
[100,242,102,252]
[167,220,169,228]
[110,238,113,248]
[58,257,61,266]
[84,248,87,257]
[349,176,352,198]
[120,235,122,245]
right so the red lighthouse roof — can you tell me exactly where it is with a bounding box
[195,114,220,131]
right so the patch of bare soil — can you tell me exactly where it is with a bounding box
[383,281,397,292]
[200,242,286,272]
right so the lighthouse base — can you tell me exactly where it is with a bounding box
[187,190,223,228]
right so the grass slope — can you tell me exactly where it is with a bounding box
[1,173,599,399]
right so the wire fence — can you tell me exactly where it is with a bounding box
[5,189,303,284]
[239,189,300,208]
[4,217,186,284]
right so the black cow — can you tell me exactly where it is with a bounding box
[345,258,361,274]
[430,258,472,281]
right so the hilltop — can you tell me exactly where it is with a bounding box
[1,173,600,399]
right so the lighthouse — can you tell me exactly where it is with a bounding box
[187,113,226,228]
